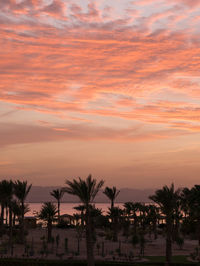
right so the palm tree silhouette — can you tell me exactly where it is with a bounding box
[50,189,64,223]
[108,206,123,241]
[182,185,200,245]
[2,180,14,253]
[124,202,140,235]
[14,180,32,243]
[103,186,120,209]
[38,202,57,242]
[0,180,10,228]
[149,183,180,265]
[11,199,21,227]
[146,204,160,240]
[63,174,104,266]
[11,200,30,227]
[74,205,85,227]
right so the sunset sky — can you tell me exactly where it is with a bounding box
[1,0,200,188]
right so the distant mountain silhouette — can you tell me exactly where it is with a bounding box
[26,186,155,203]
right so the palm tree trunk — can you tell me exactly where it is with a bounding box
[153,219,157,240]
[0,203,4,227]
[81,210,84,227]
[142,212,146,231]
[133,213,137,235]
[86,206,95,266]
[111,200,114,209]
[6,205,8,225]
[198,217,200,246]
[47,220,52,243]
[110,201,114,225]
[9,204,13,255]
[13,214,16,227]
[77,237,80,255]
[113,216,118,242]
[174,217,179,241]
[166,216,172,265]
[21,201,25,243]
[58,200,60,223]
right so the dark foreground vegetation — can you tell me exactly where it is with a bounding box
[1,176,200,266]
[0,257,198,266]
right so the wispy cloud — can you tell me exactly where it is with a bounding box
[0,122,188,148]
[1,0,200,142]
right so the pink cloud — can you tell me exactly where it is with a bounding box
[70,2,101,23]
[41,0,66,18]
[0,0,200,138]
[173,0,200,8]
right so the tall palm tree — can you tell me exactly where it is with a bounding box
[149,183,180,265]
[181,185,200,245]
[38,202,57,242]
[63,174,104,266]
[1,180,14,253]
[50,188,64,223]
[103,186,120,209]
[14,180,32,243]
[0,180,10,227]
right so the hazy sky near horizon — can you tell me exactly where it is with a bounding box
[1,0,200,188]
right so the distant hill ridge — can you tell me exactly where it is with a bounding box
[26,186,155,203]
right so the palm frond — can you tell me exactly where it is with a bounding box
[64,175,104,205]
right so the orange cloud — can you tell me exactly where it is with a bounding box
[0,0,200,136]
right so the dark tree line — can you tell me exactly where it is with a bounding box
[1,176,200,266]
[0,179,32,253]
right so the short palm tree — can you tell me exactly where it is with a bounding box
[11,199,21,227]
[50,188,64,223]
[103,186,120,209]
[180,187,191,218]
[124,202,140,235]
[12,200,30,227]
[74,205,85,227]
[146,204,160,240]
[108,206,123,241]
[38,202,57,242]
[63,174,104,266]
[14,180,32,243]
[149,183,180,265]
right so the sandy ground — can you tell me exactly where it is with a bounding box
[0,227,198,261]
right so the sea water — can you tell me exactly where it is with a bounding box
[26,202,125,217]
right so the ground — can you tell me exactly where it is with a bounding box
[0,227,198,262]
